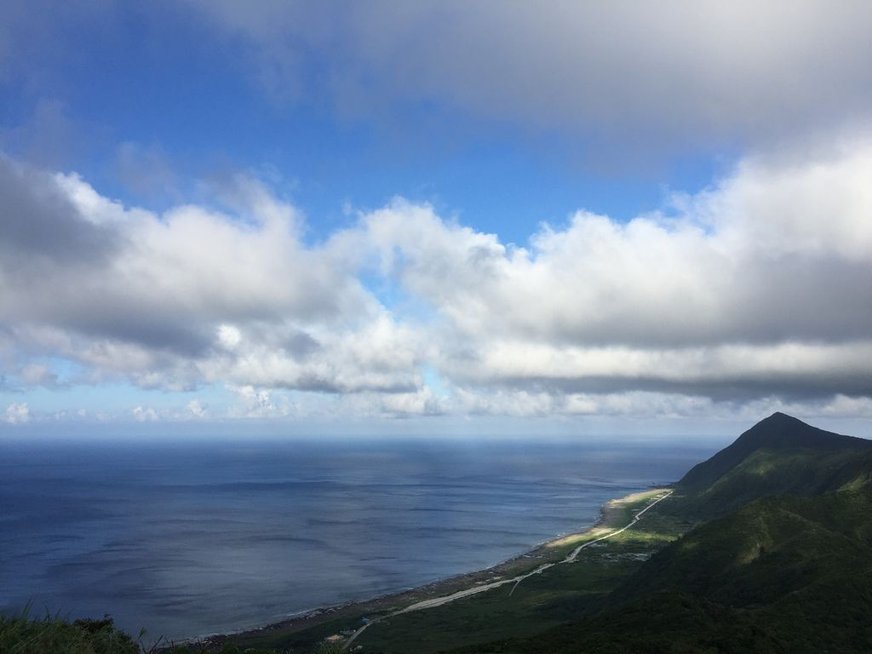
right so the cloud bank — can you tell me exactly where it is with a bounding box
[3,137,872,424]
[6,3,870,165]
[188,1,872,158]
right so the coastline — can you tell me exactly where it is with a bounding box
[189,485,673,652]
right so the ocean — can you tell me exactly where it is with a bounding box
[0,436,716,643]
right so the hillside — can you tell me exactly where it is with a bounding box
[670,412,872,517]
[459,490,872,653]
[680,412,870,492]
[448,414,872,653]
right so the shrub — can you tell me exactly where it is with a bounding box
[0,611,139,654]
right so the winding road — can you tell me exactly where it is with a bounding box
[342,489,673,650]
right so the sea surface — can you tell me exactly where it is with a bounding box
[0,436,716,642]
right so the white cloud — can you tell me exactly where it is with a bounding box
[0,159,420,397]
[4,402,30,424]
[187,399,207,418]
[228,384,293,418]
[346,139,872,402]
[3,138,872,424]
[217,325,242,351]
[132,406,159,422]
[378,387,442,417]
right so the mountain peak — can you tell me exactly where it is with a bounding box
[767,410,796,420]
[738,412,853,449]
[679,413,871,492]
[760,411,805,425]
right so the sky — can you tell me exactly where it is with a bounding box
[2,1,872,438]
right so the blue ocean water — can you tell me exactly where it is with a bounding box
[0,437,714,642]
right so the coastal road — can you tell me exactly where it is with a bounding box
[342,489,673,650]
[510,488,672,594]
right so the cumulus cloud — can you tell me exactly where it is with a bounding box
[131,406,159,422]
[346,139,872,403]
[0,157,422,398]
[3,137,872,423]
[378,387,443,417]
[187,400,207,418]
[0,155,118,266]
[352,142,872,352]
[4,402,30,424]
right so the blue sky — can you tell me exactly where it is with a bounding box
[3,2,872,437]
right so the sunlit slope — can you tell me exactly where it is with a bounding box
[465,491,872,653]
[620,489,872,603]
[671,412,872,517]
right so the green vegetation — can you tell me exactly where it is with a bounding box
[0,610,295,654]
[672,412,872,518]
[438,413,872,652]
[451,490,872,652]
[0,612,139,654]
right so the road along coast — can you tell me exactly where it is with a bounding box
[344,488,673,648]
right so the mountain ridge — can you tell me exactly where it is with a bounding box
[679,411,872,492]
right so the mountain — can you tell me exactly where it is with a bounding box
[671,412,872,517]
[449,413,872,653]
[681,412,870,490]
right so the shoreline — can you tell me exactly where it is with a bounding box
[184,485,673,652]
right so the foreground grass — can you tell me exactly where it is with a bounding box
[0,611,295,654]
[0,613,139,654]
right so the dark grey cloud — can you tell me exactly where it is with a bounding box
[0,156,118,264]
[74,314,212,358]
[522,254,872,349]
[0,158,208,357]
[190,1,872,161]
[489,373,872,404]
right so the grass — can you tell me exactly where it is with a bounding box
[0,609,291,654]
[0,610,139,654]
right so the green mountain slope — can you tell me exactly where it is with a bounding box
[448,414,872,653]
[465,491,872,653]
[680,412,870,492]
[670,412,872,517]
[618,490,872,606]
